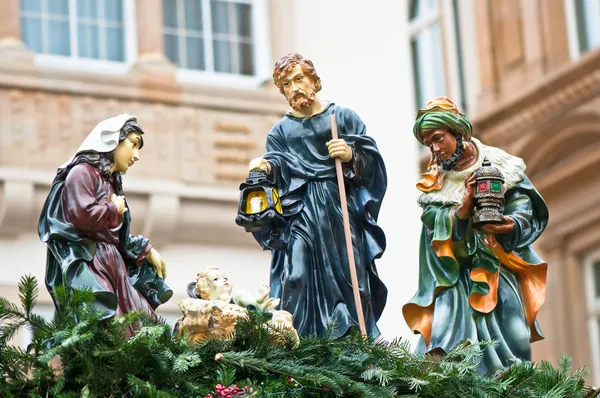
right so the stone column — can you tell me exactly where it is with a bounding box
[521,0,545,80]
[531,246,567,364]
[0,0,20,42]
[0,0,34,67]
[564,250,594,373]
[540,0,571,71]
[132,0,176,85]
[473,0,497,114]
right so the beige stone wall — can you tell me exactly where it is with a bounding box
[0,0,290,345]
[412,0,600,380]
[470,0,600,380]
[0,0,426,350]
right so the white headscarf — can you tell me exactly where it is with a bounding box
[60,114,137,169]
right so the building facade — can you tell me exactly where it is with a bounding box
[6,0,599,381]
[0,0,424,347]
[409,0,600,383]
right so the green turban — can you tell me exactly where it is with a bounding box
[413,111,473,144]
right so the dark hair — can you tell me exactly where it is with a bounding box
[273,53,322,94]
[53,121,144,195]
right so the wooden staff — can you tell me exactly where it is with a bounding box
[330,113,367,337]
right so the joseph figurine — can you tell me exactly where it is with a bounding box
[403,97,548,376]
[248,53,388,339]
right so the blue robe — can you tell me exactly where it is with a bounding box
[253,103,388,338]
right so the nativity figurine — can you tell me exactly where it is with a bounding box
[38,114,172,333]
[176,267,298,346]
[242,53,388,339]
[403,97,548,376]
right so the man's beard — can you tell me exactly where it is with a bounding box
[437,135,465,171]
[288,89,316,111]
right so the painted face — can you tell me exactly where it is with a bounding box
[421,129,458,162]
[112,132,142,174]
[280,64,317,111]
[205,269,232,300]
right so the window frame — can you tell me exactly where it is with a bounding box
[21,0,138,75]
[565,0,600,60]
[584,249,600,385]
[166,0,272,89]
[407,0,477,117]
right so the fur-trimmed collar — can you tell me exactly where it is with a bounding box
[417,138,526,207]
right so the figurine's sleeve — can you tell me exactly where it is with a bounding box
[496,176,548,251]
[338,109,378,186]
[451,209,469,241]
[264,126,303,179]
[125,234,152,267]
[63,165,120,232]
[263,126,307,203]
[421,203,465,239]
[264,129,286,175]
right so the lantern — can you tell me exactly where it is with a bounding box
[235,170,285,233]
[471,157,505,229]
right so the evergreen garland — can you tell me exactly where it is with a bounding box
[1,275,598,398]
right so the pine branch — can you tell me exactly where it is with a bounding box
[17,275,39,316]
[1,276,597,398]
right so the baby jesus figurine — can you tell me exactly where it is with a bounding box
[176,267,298,345]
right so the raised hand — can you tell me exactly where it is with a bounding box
[147,247,167,279]
[110,193,128,214]
[326,139,352,162]
[248,157,272,174]
[481,216,515,235]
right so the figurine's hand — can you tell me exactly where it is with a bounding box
[260,297,280,311]
[480,216,515,235]
[456,173,476,219]
[326,139,352,162]
[110,194,128,214]
[248,157,272,174]
[147,247,167,279]
[257,284,270,301]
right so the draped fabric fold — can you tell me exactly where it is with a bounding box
[253,103,388,339]
[404,161,548,375]
[39,164,170,320]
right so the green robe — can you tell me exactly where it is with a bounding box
[404,169,548,376]
[38,163,172,320]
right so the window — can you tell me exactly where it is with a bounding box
[20,0,136,72]
[565,0,600,59]
[408,0,469,116]
[162,0,271,86]
[584,251,600,384]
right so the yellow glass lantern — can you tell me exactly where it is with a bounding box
[235,170,285,233]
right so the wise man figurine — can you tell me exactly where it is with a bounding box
[246,53,388,339]
[403,97,548,376]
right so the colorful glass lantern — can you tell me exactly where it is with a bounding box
[235,170,285,233]
[472,157,505,228]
